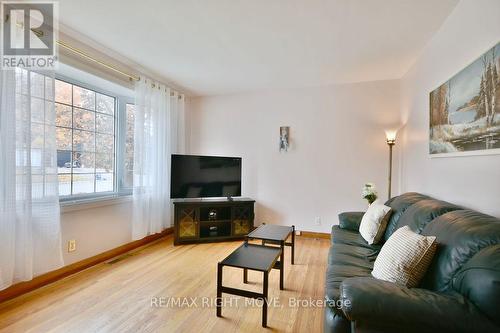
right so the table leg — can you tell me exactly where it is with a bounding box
[216,263,222,317]
[262,271,269,327]
[243,268,248,283]
[292,225,295,265]
[280,241,285,290]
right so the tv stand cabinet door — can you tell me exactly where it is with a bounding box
[232,204,254,236]
[176,206,199,241]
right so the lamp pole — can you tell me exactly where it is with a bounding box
[387,138,395,200]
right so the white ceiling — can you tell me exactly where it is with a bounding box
[58,0,458,96]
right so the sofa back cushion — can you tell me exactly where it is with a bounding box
[420,210,500,292]
[383,192,430,241]
[394,199,462,234]
[452,245,500,326]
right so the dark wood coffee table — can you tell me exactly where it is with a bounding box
[245,224,295,290]
[216,242,282,327]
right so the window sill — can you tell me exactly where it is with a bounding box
[60,194,133,213]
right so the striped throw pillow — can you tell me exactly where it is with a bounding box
[372,226,437,287]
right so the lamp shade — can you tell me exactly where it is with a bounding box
[385,130,397,144]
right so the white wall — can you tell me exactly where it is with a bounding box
[188,81,401,233]
[60,201,133,265]
[400,0,500,217]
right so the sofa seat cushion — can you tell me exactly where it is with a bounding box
[329,243,380,261]
[324,305,351,333]
[340,277,498,333]
[331,226,383,252]
[328,245,376,269]
[325,262,373,307]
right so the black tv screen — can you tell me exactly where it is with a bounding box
[170,154,242,199]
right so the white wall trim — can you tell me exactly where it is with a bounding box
[61,195,132,213]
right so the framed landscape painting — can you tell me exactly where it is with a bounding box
[429,42,500,157]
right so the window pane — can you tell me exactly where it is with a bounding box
[56,127,72,150]
[58,174,71,196]
[72,152,95,173]
[45,101,56,125]
[74,108,95,131]
[55,80,72,104]
[96,133,114,153]
[124,104,135,188]
[31,97,45,123]
[57,150,71,173]
[45,77,54,101]
[96,113,113,134]
[30,72,45,98]
[55,103,72,127]
[15,68,28,95]
[73,129,95,152]
[30,124,44,149]
[72,174,94,194]
[96,173,113,192]
[73,86,95,110]
[30,149,43,172]
[31,174,44,198]
[44,124,56,148]
[95,153,113,173]
[96,93,114,115]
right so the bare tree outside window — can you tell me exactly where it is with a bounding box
[54,79,116,196]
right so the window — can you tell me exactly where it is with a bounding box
[16,68,134,201]
[55,79,116,197]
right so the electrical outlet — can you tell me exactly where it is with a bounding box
[68,240,76,252]
[314,217,321,226]
[295,230,302,236]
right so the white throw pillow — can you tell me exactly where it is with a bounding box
[359,200,392,245]
[372,226,437,288]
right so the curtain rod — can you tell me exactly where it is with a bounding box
[25,25,138,80]
[57,40,183,98]
[57,40,184,98]
[57,39,140,81]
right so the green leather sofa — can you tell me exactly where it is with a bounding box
[324,192,500,333]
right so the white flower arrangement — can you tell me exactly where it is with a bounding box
[362,183,378,204]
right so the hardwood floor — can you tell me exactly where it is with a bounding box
[0,235,330,333]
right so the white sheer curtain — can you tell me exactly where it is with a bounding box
[0,68,63,290]
[132,77,185,240]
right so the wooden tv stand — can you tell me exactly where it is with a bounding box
[173,198,255,245]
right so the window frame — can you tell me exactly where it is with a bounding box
[55,73,133,203]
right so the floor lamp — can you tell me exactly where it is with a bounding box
[385,131,396,200]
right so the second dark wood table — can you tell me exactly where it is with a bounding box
[245,224,295,290]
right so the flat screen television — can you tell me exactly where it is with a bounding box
[170,154,242,199]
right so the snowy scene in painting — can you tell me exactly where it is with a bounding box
[430,42,500,155]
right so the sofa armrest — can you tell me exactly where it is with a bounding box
[340,277,497,333]
[338,212,365,231]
